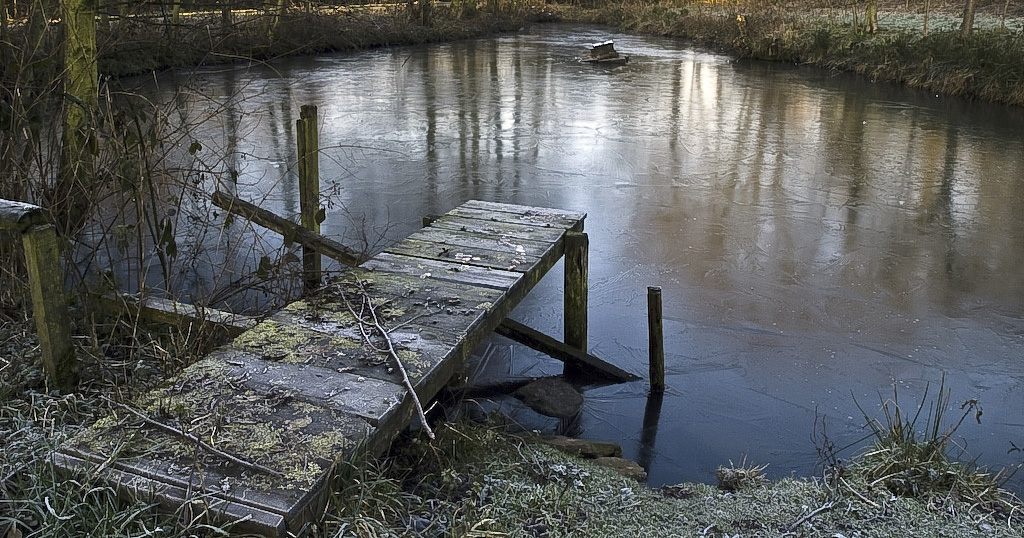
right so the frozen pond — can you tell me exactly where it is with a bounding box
[131,23,1024,491]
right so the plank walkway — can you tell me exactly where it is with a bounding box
[53,200,588,536]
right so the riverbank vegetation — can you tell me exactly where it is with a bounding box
[559,0,1024,106]
[3,338,1023,537]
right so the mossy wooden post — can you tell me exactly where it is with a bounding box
[1,199,76,391]
[563,231,588,377]
[297,105,321,292]
[23,224,77,390]
[647,286,665,393]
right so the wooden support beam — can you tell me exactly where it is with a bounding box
[563,230,588,377]
[496,318,638,382]
[297,104,321,292]
[211,191,363,268]
[99,293,257,338]
[22,224,77,391]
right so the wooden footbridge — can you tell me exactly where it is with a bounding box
[53,199,635,536]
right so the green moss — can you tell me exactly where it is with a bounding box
[309,429,356,455]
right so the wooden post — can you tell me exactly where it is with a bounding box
[297,104,320,292]
[563,231,588,377]
[22,224,77,391]
[648,286,665,393]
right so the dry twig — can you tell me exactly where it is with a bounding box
[100,396,284,477]
[787,500,837,532]
[341,278,435,440]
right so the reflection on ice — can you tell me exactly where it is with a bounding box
[128,23,1024,493]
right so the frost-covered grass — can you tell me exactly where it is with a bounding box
[3,312,1023,538]
[327,420,1024,538]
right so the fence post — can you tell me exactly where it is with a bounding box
[297,104,321,292]
[563,231,588,377]
[22,224,77,391]
[648,286,665,393]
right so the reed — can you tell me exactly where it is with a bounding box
[851,374,1019,509]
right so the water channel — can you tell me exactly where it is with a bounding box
[128,23,1024,491]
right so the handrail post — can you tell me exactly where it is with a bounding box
[21,223,77,391]
[648,286,665,393]
[563,230,588,377]
[297,104,321,292]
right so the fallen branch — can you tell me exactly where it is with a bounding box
[840,476,880,508]
[787,500,836,533]
[100,396,284,478]
[340,278,435,440]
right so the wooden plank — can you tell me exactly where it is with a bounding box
[230,270,506,388]
[57,349,377,529]
[462,200,587,224]
[52,452,290,537]
[427,214,568,243]
[99,293,257,337]
[495,319,639,382]
[450,205,583,232]
[211,191,363,268]
[360,252,521,291]
[405,227,554,258]
[386,238,540,272]
[221,351,407,427]
[0,199,48,232]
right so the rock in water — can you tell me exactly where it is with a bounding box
[514,378,583,418]
[593,457,648,481]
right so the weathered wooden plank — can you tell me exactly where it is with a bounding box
[0,199,48,232]
[450,205,583,231]
[99,293,258,337]
[386,238,540,272]
[427,214,568,244]
[211,191,363,268]
[360,252,521,291]
[224,352,406,427]
[405,227,554,258]
[52,452,290,537]
[58,348,377,532]
[462,200,587,224]
[495,319,638,382]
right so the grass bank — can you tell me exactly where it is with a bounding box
[555,0,1024,107]
[3,311,1023,536]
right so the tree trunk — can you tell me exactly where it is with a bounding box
[866,0,878,34]
[58,0,98,230]
[923,0,930,36]
[1,0,7,48]
[960,0,978,38]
